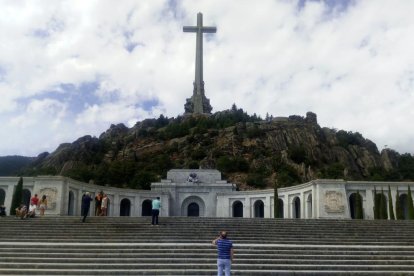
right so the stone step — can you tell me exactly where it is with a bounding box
[3,257,414,265]
[3,253,414,260]
[3,249,414,256]
[1,269,412,275]
[2,239,413,246]
[3,245,414,254]
[1,217,414,275]
[1,262,414,271]
[0,239,411,244]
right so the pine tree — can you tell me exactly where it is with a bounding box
[274,182,280,218]
[355,191,363,219]
[388,186,395,220]
[380,189,388,220]
[407,186,414,220]
[373,187,379,219]
[10,177,23,215]
[396,189,403,220]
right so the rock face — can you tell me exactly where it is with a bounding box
[23,111,407,189]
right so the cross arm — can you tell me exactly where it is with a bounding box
[183,26,198,32]
[201,27,217,33]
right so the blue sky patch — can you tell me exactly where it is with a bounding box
[32,28,50,38]
[136,98,160,111]
[298,0,354,14]
[19,81,102,114]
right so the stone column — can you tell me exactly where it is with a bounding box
[365,188,374,219]
[301,192,305,219]
[245,196,251,218]
[77,190,83,216]
[264,195,271,218]
[113,194,120,217]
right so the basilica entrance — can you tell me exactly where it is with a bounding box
[181,196,205,217]
[187,202,199,216]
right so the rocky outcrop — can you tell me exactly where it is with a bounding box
[22,111,407,188]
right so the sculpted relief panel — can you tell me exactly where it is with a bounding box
[324,191,345,213]
[38,187,58,210]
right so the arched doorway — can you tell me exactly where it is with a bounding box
[68,191,75,215]
[254,200,264,218]
[0,188,5,205]
[349,193,364,219]
[120,198,131,216]
[277,199,284,218]
[22,189,31,208]
[142,199,152,216]
[181,196,205,217]
[306,194,312,218]
[375,193,388,219]
[293,197,300,218]
[232,201,243,217]
[188,202,199,216]
[400,194,409,220]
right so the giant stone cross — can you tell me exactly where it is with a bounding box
[183,12,216,114]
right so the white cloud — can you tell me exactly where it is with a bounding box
[0,0,414,156]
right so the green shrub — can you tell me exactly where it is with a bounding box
[188,161,199,169]
[289,146,307,164]
[10,177,23,215]
[276,164,301,188]
[388,186,395,220]
[407,186,414,220]
[321,163,345,179]
[130,171,159,190]
[396,190,403,220]
[216,156,249,173]
[191,148,207,160]
[380,189,388,220]
[247,173,266,188]
[355,191,363,219]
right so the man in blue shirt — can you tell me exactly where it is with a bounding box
[212,231,234,276]
[151,197,161,225]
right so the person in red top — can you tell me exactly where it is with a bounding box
[29,194,39,215]
[30,194,39,206]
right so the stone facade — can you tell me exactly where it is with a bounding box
[1,170,414,219]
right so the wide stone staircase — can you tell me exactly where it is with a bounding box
[1,216,414,275]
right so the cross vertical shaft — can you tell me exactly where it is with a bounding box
[183,12,216,114]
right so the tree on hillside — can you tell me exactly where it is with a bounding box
[380,189,388,220]
[10,177,23,215]
[355,191,363,219]
[407,186,414,220]
[396,189,403,220]
[373,187,379,219]
[274,182,281,218]
[388,186,395,220]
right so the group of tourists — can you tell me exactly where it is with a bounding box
[80,193,233,275]
[15,194,48,219]
[10,191,233,275]
[81,191,109,223]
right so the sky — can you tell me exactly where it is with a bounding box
[0,0,414,156]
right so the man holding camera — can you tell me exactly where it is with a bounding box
[212,231,234,276]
